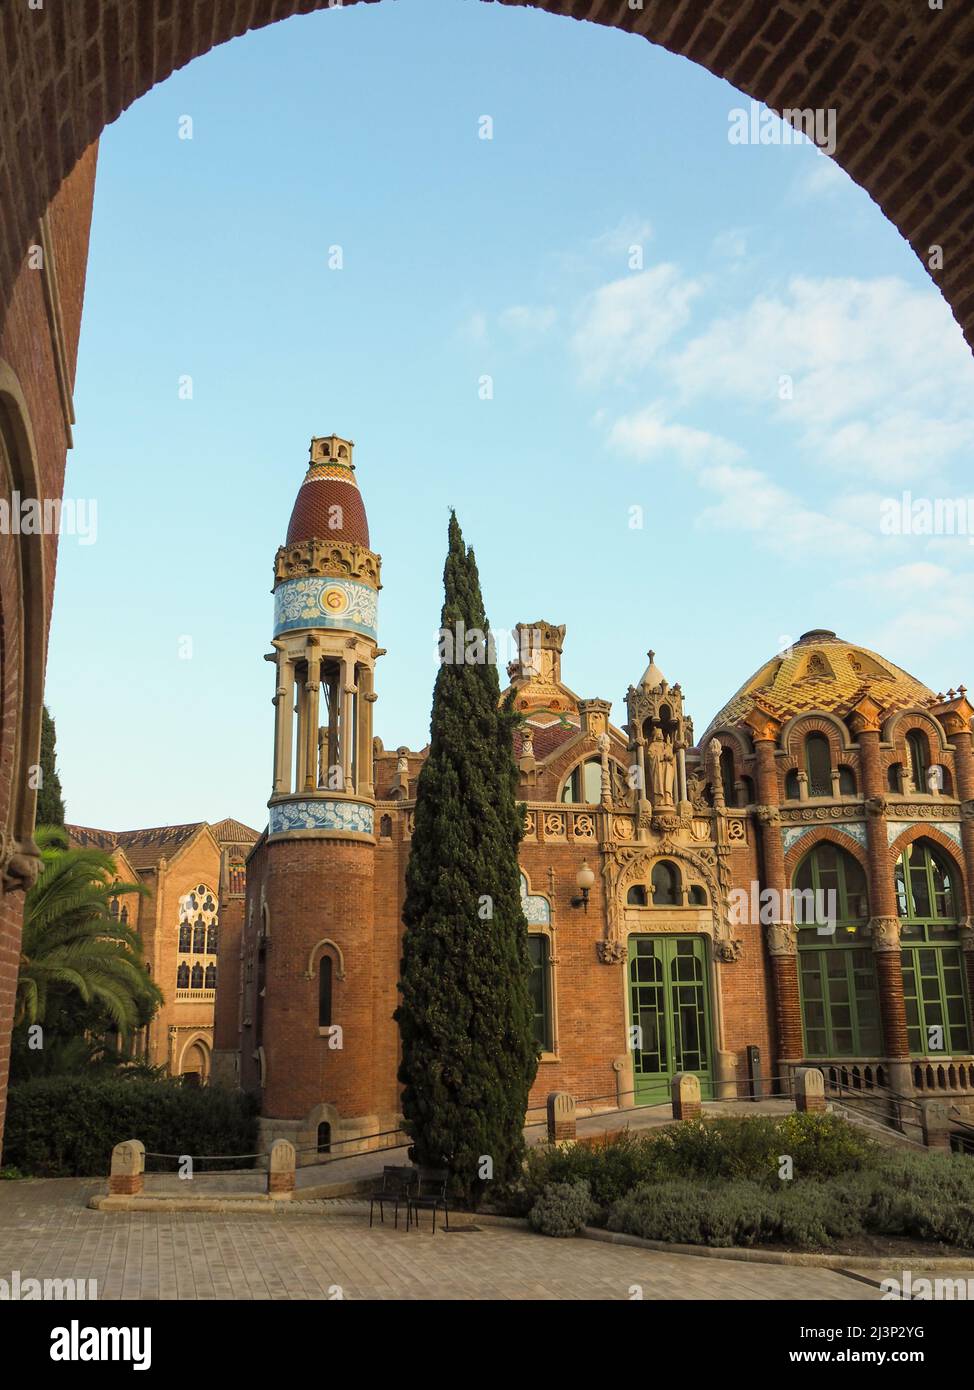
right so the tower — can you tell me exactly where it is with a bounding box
[258,435,383,1156]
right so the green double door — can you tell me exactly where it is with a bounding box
[628,936,714,1105]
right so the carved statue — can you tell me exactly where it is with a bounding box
[646,727,676,807]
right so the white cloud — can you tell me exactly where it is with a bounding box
[693,461,873,558]
[790,153,849,203]
[572,264,702,384]
[609,406,743,466]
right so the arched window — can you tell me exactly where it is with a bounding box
[204,963,217,990]
[719,748,735,806]
[190,963,204,990]
[560,759,602,805]
[804,733,832,798]
[193,922,206,953]
[651,861,681,906]
[887,762,902,793]
[785,770,801,800]
[206,922,218,954]
[379,814,392,838]
[838,765,856,795]
[527,935,553,1052]
[795,843,877,1058]
[109,897,119,919]
[896,839,969,1055]
[120,906,129,925]
[627,884,648,906]
[176,963,190,990]
[689,885,708,906]
[317,1122,332,1155]
[318,955,333,1029]
[907,730,928,793]
[178,923,191,953]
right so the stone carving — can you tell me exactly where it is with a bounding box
[646,727,676,807]
[597,939,628,965]
[765,921,798,956]
[274,539,381,589]
[542,811,566,840]
[755,805,781,827]
[573,813,596,840]
[727,818,746,842]
[869,916,902,952]
[0,832,42,893]
[714,938,743,963]
[612,815,635,840]
[866,795,891,818]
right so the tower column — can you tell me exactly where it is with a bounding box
[304,645,321,793]
[753,731,804,1077]
[272,649,294,795]
[357,663,376,797]
[294,672,307,790]
[341,655,357,790]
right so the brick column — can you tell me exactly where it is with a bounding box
[752,732,803,1075]
[854,719,912,1087]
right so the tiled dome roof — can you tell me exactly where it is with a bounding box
[286,451,370,548]
[704,629,936,738]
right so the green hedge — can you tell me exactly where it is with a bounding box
[4,1076,260,1177]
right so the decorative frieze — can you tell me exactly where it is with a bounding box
[268,798,375,837]
[886,819,962,847]
[274,576,378,640]
[274,539,381,589]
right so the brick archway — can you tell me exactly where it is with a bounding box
[3,1,974,351]
[3,0,974,1156]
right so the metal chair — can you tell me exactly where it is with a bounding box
[369,1166,417,1229]
[406,1167,450,1233]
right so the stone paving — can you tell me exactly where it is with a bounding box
[0,1177,948,1301]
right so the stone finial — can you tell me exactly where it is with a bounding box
[546,1092,576,1145]
[109,1139,145,1196]
[671,1072,702,1120]
[268,1139,296,1198]
[794,1067,826,1114]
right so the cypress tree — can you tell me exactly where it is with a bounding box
[395,512,537,1204]
[36,705,65,828]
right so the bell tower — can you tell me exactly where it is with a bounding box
[258,435,384,1157]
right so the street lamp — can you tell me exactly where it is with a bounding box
[571,859,596,911]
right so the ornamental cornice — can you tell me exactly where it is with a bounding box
[274,539,381,589]
[885,800,961,820]
[780,804,865,825]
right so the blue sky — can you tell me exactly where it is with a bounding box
[48,0,974,832]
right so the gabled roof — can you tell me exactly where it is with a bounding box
[65,819,258,870]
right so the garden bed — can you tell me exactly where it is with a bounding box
[497,1114,974,1254]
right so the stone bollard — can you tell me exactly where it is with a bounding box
[546,1092,576,1145]
[794,1067,826,1114]
[268,1139,296,1198]
[109,1140,145,1196]
[671,1072,702,1121]
[921,1102,951,1150]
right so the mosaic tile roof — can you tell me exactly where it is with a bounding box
[703,630,936,738]
[286,458,370,548]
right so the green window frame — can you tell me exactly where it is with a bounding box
[896,839,971,1056]
[528,934,553,1053]
[906,731,928,795]
[795,843,879,1058]
[560,759,602,805]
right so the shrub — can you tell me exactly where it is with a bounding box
[4,1075,260,1177]
[651,1113,876,1182]
[529,1180,595,1237]
[608,1180,778,1248]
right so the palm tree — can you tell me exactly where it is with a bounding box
[16,828,161,1038]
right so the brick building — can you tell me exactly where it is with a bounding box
[229,436,974,1160]
[67,818,258,1081]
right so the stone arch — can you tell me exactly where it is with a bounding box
[178,1031,212,1082]
[0,363,46,890]
[304,936,346,981]
[707,727,753,761]
[608,843,724,943]
[3,3,974,361]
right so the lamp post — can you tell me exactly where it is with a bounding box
[570,859,596,911]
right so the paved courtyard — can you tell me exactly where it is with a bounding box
[0,1178,944,1301]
